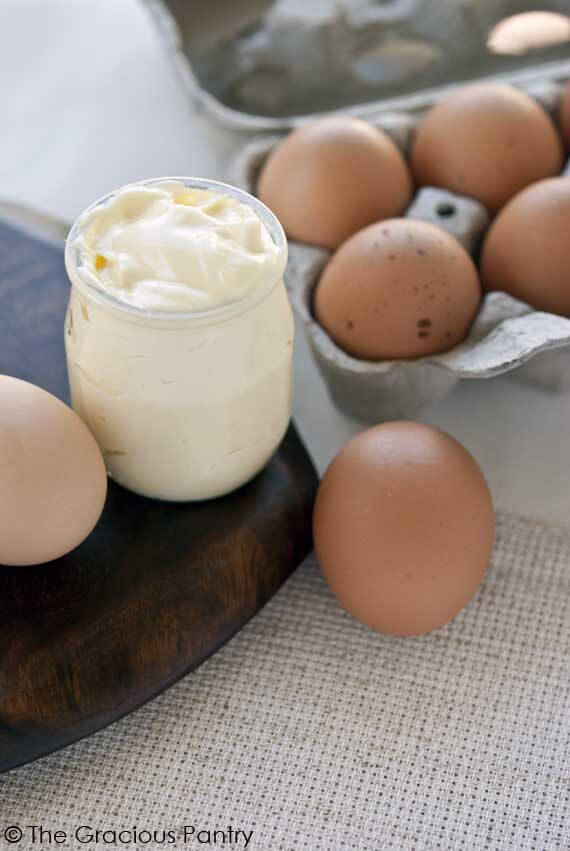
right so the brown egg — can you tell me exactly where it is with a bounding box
[0,376,107,566]
[313,422,494,636]
[560,83,570,151]
[257,116,413,250]
[314,218,481,360]
[411,83,563,212]
[480,177,570,316]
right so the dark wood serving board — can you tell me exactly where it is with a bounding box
[0,213,317,774]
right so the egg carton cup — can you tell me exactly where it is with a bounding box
[228,97,570,421]
[285,241,570,421]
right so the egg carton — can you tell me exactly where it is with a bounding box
[228,87,570,421]
[146,0,570,130]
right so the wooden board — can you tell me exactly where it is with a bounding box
[0,217,317,774]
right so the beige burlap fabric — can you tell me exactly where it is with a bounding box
[0,512,568,850]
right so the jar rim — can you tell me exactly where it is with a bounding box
[64,176,288,326]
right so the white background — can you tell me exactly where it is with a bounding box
[2,0,569,524]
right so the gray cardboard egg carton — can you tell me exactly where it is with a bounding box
[147,0,570,129]
[228,84,570,422]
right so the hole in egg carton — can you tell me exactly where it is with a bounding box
[436,202,456,218]
[228,81,570,419]
[407,188,489,256]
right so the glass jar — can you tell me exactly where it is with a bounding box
[64,177,293,501]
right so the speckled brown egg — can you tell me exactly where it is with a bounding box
[257,116,413,250]
[411,83,564,213]
[314,218,481,360]
[480,177,570,316]
[560,83,570,151]
[0,375,107,566]
[313,422,494,636]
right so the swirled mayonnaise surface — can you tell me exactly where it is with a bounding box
[75,181,281,312]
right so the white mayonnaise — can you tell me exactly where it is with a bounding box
[75,181,281,312]
[65,178,293,501]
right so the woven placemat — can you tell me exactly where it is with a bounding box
[0,512,568,850]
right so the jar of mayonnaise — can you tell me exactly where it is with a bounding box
[64,177,292,501]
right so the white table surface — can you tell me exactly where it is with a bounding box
[2,0,569,526]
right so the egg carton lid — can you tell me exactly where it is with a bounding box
[144,0,570,131]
